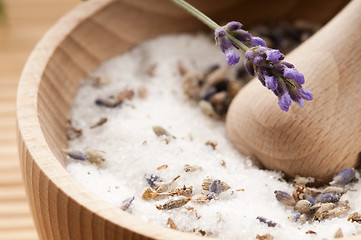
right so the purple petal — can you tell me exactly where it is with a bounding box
[245,50,254,60]
[265,75,278,90]
[266,49,283,63]
[253,56,264,66]
[251,37,266,47]
[225,21,243,31]
[299,88,313,101]
[244,60,255,76]
[283,68,305,85]
[225,49,240,65]
[278,93,292,112]
[281,61,294,68]
[232,29,252,43]
[215,27,227,38]
[295,98,304,107]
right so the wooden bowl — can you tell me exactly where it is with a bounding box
[16,0,353,239]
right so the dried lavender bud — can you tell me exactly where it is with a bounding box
[169,185,193,197]
[156,164,168,170]
[256,216,277,227]
[209,180,222,196]
[152,126,173,138]
[330,168,360,186]
[202,178,230,192]
[120,196,135,211]
[145,174,160,189]
[90,117,107,129]
[274,190,295,206]
[205,141,217,150]
[184,164,202,172]
[154,175,180,193]
[305,230,317,235]
[95,89,134,108]
[293,213,308,223]
[85,149,106,165]
[294,200,312,213]
[63,149,89,161]
[322,186,345,194]
[66,120,82,140]
[156,197,191,210]
[315,193,341,203]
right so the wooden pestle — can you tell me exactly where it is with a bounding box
[226,0,361,180]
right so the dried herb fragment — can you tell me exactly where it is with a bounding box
[155,175,180,193]
[191,194,209,204]
[95,89,134,108]
[348,212,361,223]
[63,149,89,161]
[169,185,193,197]
[90,117,107,129]
[256,234,274,240]
[274,190,295,206]
[334,228,343,238]
[184,164,202,172]
[145,174,160,189]
[167,218,177,229]
[120,196,135,212]
[152,126,175,138]
[205,140,217,150]
[306,230,317,235]
[142,188,159,200]
[89,74,112,87]
[86,149,106,165]
[156,197,191,210]
[66,120,82,140]
[156,164,168,170]
[294,200,311,213]
[202,178,230,192]
[256,216,277,227]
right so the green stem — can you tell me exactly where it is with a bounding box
[171,0,249,52]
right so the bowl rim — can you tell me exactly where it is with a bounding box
[16,0,209,239]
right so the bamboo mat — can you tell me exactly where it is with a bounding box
[0,1,77,239]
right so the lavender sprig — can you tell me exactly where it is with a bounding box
[171,0,313,112]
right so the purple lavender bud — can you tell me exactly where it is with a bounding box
[245,50,254,60]
[251,37,266,47]
[225,49,240,65]
[207,192,216,200]
[232,29,252,43]
[307,196,315,206]
[299,88,313,101]
[244,59,255,76]
[283,68,305,85]
[215,28,232,53]
[225,21,243,31]
[209,179,222,196]
[330,168,360,186]
[315,193,341,203]
[121,196,135,212]
[293,213,301,222]
[253,56,265,66]
[278,92,292,112]
[256,216,277,227]
[266,49,284,63]
[265,75,278,91]
[145,174,160,189]
[63,149,89,161]
[295,98,304,107]
[274,190,295,206]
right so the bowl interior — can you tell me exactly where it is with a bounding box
[18,0,350,239]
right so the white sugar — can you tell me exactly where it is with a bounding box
[67,33,361,239]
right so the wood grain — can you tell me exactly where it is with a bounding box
[15,0,357,239]
[0,1,78,240]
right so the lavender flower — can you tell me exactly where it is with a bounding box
[216,21,313,112]
[215,28,240,65]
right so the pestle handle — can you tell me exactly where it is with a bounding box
[226,0,361,180]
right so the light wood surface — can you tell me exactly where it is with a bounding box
[15,0,358,239]
[226,0,361,181]
[0,1,78,240]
